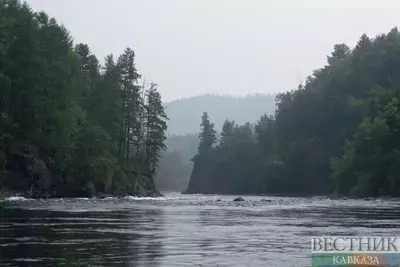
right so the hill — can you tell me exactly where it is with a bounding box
[186,28,400,197]
[155,94,276,192]
[165,94,276,135]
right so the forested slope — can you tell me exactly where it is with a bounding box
[156,94,276,192]
[187,28,400,197]
[0,1,168,197]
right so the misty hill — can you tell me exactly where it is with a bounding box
[155,134,198,192]
[165,94,276,135]
[155,94,276,192]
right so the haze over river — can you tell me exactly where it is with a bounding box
[0,193,400,266]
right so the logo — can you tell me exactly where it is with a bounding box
[311,237,400,266]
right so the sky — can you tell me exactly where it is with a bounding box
[26,0,400,102]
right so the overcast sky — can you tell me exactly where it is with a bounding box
[26,0,400,102]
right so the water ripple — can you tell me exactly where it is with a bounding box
[0,193,400,266]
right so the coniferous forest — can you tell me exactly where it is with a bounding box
[0,1,168,197]
[187,28,400,198]
[2,2,400,266]
[4,1,400,199]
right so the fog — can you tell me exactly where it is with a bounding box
[3,1,400,266]
[26,0,400,101]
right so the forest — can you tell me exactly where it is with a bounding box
[3,1,400,199]
[0,0,168,197]
[187,28,400,197]
[155,94,276,192]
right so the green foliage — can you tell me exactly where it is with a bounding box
[144,83,168,175]
[187,27,400,197]
[197,112,217,156]
[0,0,167,197]
[332,90,400,197]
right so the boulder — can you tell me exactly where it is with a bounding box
[233,197,244,202]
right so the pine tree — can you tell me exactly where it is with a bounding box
[185,112,216,193]
[219,120,235,148]
[0,1,167,197]
[144,83,168,177]
[116,48,141,167]
[197,112,217,156]
[74,43,101,115]
[87,54,121,145]
[75,43,100,81]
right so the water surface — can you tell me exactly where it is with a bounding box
[1,193,400,266]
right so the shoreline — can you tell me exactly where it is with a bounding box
[0,188,163,200]
[181,191,397,200]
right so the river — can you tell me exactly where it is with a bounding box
[0,193,400,266]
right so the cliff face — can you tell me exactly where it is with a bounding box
[0,146,51,198]
[112,172,161,198]
[184,157,217,194]
[0,145,160,198]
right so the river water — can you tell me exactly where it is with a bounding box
[0,193,400,267]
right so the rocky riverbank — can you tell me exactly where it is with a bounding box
[0,182,162,200]
[0,144,161,199]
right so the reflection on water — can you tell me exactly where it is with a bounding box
[1,194,400,266]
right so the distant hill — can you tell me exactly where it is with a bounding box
[155,94,277,192]
[165,94,276,135]
[155,134,198,192]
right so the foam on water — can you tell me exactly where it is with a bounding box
[4,196,30,201]
[123,196,166,201]
[75,197,90,201]
[1,193,399,267]
[102,197,116,201]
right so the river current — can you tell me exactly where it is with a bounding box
[0,193,400,266]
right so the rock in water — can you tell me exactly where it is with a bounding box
[233,197,244,202]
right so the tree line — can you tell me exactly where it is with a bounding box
[187,28,400,198]
[0,0,167,197]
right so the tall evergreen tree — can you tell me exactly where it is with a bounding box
[0,0,167,197]
[116,48,141,168]
[185,112,217,193]
[144,83,168,177]
[197,112,217,156]
[219,120,235,148]
[186,27,400,197]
